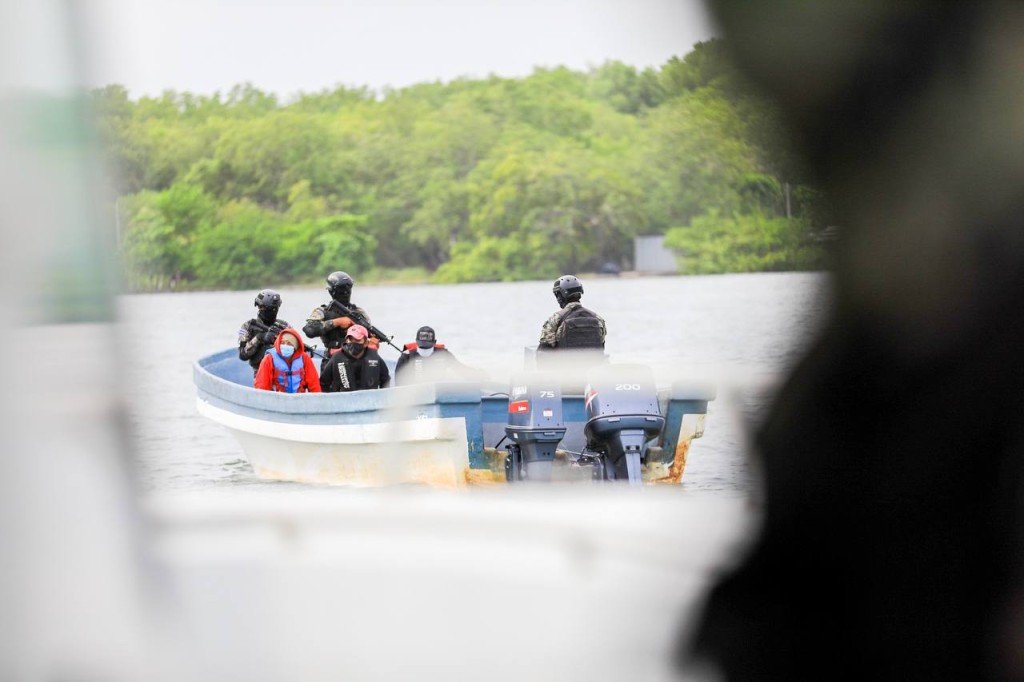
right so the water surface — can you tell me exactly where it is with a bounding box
[119,272,829,495]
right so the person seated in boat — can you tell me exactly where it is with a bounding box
[319,324,390,393]
[303,271,377,370]
[254,329,322,393]
[537,275,606,358]
[394,325,479,385]
[238,288,289,376]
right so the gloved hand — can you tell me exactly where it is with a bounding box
[366,336,380,351]
[261,330,278,344]
[332,316,354,329]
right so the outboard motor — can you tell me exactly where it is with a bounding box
[583,364,665,485]
[504,373,566,482]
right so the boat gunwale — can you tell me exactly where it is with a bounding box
[194,348,485,417]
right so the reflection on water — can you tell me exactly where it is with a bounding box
[120,272,829,495]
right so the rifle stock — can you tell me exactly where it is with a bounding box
[303,344,328,360]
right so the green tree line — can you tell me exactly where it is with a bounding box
[95,40,831,292]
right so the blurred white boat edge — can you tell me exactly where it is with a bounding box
[142,487,758,681]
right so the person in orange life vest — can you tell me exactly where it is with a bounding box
[394,325,476,385]
[318,324,390,393]
[254,329,322,393]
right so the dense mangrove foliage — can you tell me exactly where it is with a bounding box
[94,40,830,291]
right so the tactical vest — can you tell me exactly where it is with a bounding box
[556,306,605,349]
[241,317,289,371]
[318,303,348,350]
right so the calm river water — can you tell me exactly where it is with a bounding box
[119,272,829,496]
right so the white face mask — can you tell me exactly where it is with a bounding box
[418,346,435,357]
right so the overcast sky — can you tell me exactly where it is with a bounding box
[67,0,716,97]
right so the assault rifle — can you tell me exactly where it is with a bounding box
[251,320,327,360]
[329,301,402,352]
[249,319,288,344]
[302,343,328,361]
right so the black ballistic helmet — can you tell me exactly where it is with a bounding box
[416,325,436,349]
[254,289,282,309]
[326,271,354,304]
[254,288,281,323]
[553,275,584,308]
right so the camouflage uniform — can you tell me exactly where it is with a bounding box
[539,301,607,349]
[303,301,370,369]
[238,317,289,375]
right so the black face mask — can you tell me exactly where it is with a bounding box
[344,342,365,357]
[258,307,279,324]
[332,285,352,306]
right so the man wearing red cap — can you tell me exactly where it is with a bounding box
[318,324,390,393]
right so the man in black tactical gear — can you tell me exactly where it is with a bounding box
[538,275,607,353]
[238,289,289,376]
[303,271,374,370]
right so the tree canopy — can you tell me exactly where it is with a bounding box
[95,40,830,291]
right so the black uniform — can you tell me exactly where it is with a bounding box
[238,317,289,374]
[394,346,463,385]
[319,347,390,393]
[303,300,371,369]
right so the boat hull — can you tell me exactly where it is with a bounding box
[194,349,713,487]
[197,398,472,487]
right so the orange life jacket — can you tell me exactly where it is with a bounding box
[403,342,445,351]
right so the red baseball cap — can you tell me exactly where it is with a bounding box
[346,324,368,341]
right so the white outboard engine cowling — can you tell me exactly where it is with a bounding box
[583,364,665,484]
[504,373,566,482]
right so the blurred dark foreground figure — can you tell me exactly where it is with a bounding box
[688,2,1024,680]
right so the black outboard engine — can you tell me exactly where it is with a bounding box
[583,364,665,485]
[504,373,566,482]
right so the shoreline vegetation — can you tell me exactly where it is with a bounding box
[132,267,693,294]
[95,39,832,293]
